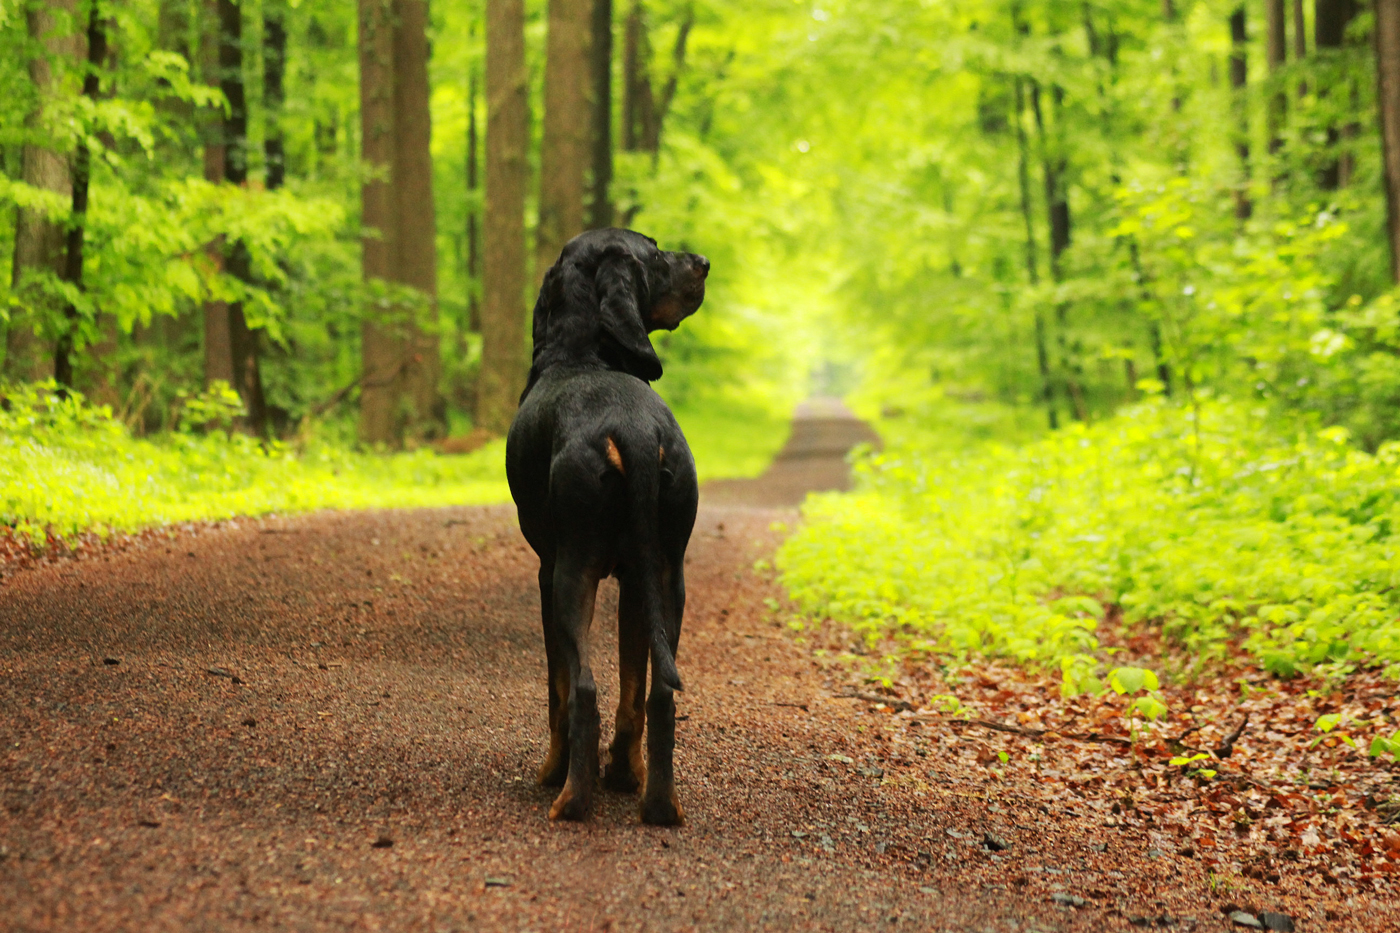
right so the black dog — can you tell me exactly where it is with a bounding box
[506,228,709,824]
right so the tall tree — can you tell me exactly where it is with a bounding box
[217,0,268,435]
[1266,0,1286,158]
[466,57,481,333]
[1012,75,1056,430]
[201,0,234,395]
[536,0,593,287]
[54,0,108,393]
[1378,0,1400,282]
[1030,78,1086,423]
[588,0,614,229]
[477,0,529,434]
[263,0,287,191]
[6,0,80,382]
[357,0,402,443]
[622,1,653,153]
[1316,0,1357,189]
[392,0,441,438]
[1229,6,1252,220]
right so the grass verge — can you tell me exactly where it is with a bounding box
[1,383,789,546]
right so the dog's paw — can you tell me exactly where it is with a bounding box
[537,742,568,787]
[548,780,591,821]
[602,759,641,793]
[639,786,685,826]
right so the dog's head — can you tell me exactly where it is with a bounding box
[528,228,710,389]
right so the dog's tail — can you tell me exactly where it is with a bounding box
[617,434,683,693]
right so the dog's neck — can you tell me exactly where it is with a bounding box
[521,319,659,402]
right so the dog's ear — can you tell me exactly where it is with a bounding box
[594,246,662,382]
[519,263,562,402]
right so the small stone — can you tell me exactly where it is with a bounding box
[1229,911,1262,929]
[1051,893,1086,908]
[1259,913,1295,932]
[484,877,510,888]
[983,832,1010,851]
[102,657,120,665]
[371,835,394,849]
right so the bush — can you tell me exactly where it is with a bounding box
[778,398,1400,683]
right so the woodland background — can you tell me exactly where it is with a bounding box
[5,0,1400,687]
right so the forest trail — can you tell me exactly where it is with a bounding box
[0,409,1313,932]
[703,397,881,508]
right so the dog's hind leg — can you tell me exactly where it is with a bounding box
[536,560,571,788]
[547,555,601,821]
[604,576,647,793]
[640,556,687,826]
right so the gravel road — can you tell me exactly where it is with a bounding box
[2,403,1249,931]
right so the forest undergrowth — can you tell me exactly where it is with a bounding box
[777,398,1400,910]
[0,381,788,552]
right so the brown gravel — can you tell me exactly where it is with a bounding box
[0,405,1353,931]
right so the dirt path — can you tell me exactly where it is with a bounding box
[0,405,1345,931]
[703,397,880,507]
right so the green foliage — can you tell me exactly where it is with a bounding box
[778,399,1400,685]
[1169,752,1217,780]
[0,383,792,543]
[1370,730,1400,762]
[0,383,508,544]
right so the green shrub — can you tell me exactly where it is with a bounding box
[0,382,509,543]
[0,383,790,544]
[778,398,1400,681]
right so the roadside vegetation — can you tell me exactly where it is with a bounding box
[0,380,788,545]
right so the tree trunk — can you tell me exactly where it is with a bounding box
[588,0,613,229]
[263,0,287,191]
[1378,0,1400,282]
[392,0,441,440]
[1230,6,1252,220]
[1294,0,1308,96]
[622,1,654,153]
[1030,79,1085,423]
[536,0,593,289]
[200,0,233,392]
[477,0,529,435]
[357,0,402,444]
[1013,75,1056,431]
[54,1,109,394]
[217,0,267,436]
[1266,0,1286,156]
[466,60,481,332]
[1316,0,1357,189]
[6,0,79,382]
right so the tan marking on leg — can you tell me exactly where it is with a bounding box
[658,445,665,463]
[605,437,625,473]
[549,779,581,820]
[604,666,646,792]
[538,666,571,786]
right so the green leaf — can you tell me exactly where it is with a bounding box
[1109,666,1159,696]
